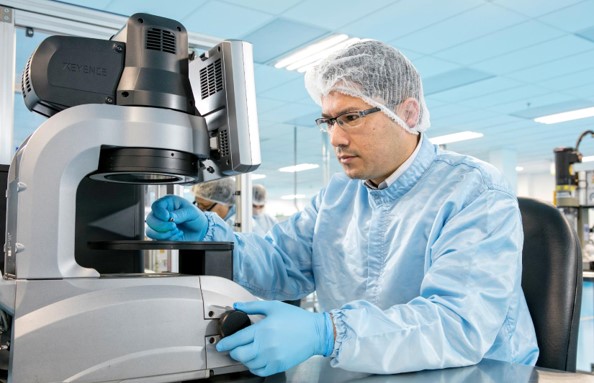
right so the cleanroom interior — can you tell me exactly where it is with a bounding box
[0,0,593,380]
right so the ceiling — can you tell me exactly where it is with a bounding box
[10,0,594,211]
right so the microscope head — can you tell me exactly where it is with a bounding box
[20,12,260,185]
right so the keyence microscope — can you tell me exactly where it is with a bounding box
[0,13,261,382]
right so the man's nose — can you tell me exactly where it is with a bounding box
[329,125,349,147]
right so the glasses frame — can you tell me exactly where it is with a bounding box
[315,107,381,133]
[193,200,218,211]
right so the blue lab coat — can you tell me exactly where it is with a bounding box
[202,135,539,373]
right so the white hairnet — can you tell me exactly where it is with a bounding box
[253,184,267,206]
[192,177,236,205]
[304,40,430,134]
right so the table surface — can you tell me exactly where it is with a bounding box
[0,357,592,383]
[197,357,594,383]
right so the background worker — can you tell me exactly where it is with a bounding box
[252,184,278,236]
[192,177,237,227]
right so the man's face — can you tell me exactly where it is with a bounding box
[321,92,418,185]
[252,204,264,216]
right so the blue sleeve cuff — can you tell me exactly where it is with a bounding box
[322,312,335,357]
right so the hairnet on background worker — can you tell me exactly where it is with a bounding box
[191,177,237,229]
[192,177,236,206]
[252,184,267,206]
[251,184,278,236]
[146,39,538,376]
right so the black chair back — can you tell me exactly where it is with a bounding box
[518,197,582,371]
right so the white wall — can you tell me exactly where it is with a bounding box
[517,172,555,203]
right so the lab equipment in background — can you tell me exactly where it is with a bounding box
[554,130,594,270]
[0,13,259,383]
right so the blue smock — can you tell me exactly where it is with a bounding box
[252,213,278,236]
[223,204,236,227]
[202,135,539,374]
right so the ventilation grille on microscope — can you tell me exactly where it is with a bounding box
[21,56,33,97]
[219,129,230,158]
[146,28,176,54]
[199,58,223,100]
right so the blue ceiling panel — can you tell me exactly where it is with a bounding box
[181,2,273,39]
[59,0,112,9]
[259,102,319,124]
[242,19,329,64]
[427,77,523,103]
[461,85,553,110]
[504,49,594,83]
[256,97,287,114]
[15,28,50,78]
[340,0,483,42]
[282,0,396,30]
[491,94,579,115]
[412,56,459,78]
[563,83,594,101]
[537,1,594,33]
[428,103,477,121]
[106,0,206,19]
[424,98,448,110]
[258,122,298,142]
[286,111,321,128]
[490,0,583,18]
[576,25,594,43]
[509,100,594,119]
[391,4,527,54]
[259,77,312,103]
[539,68,594,91]
[434,21,564,65]
[423,68,495,96]
[471,35,594,76]
[254,64,302,93]
[434,108,501,128]
[257,123,305,146]
[222,0,303,15]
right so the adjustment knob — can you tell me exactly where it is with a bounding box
[218,310,251,338]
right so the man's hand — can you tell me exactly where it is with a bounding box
[216,301,334,376]
[145,195,208,241]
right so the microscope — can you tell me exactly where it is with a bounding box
[0,13,261,382]
[554,130,594,270]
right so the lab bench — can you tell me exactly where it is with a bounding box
[190,356,594,383]
[1,356,592,383]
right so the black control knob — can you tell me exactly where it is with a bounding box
[218,310,251,338]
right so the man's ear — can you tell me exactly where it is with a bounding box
[396,98,420,129]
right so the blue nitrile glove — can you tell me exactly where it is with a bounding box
[216,301,334,377]
[145,195,208,241]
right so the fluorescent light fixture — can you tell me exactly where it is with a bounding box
[515,166,524,172]
[534,106,594,124]
[281,194,306,200]
[278,163,320,173]
[429,131,484,145]
[251,173,267,180]
[275,34,361,73]
[582,155,594,163]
